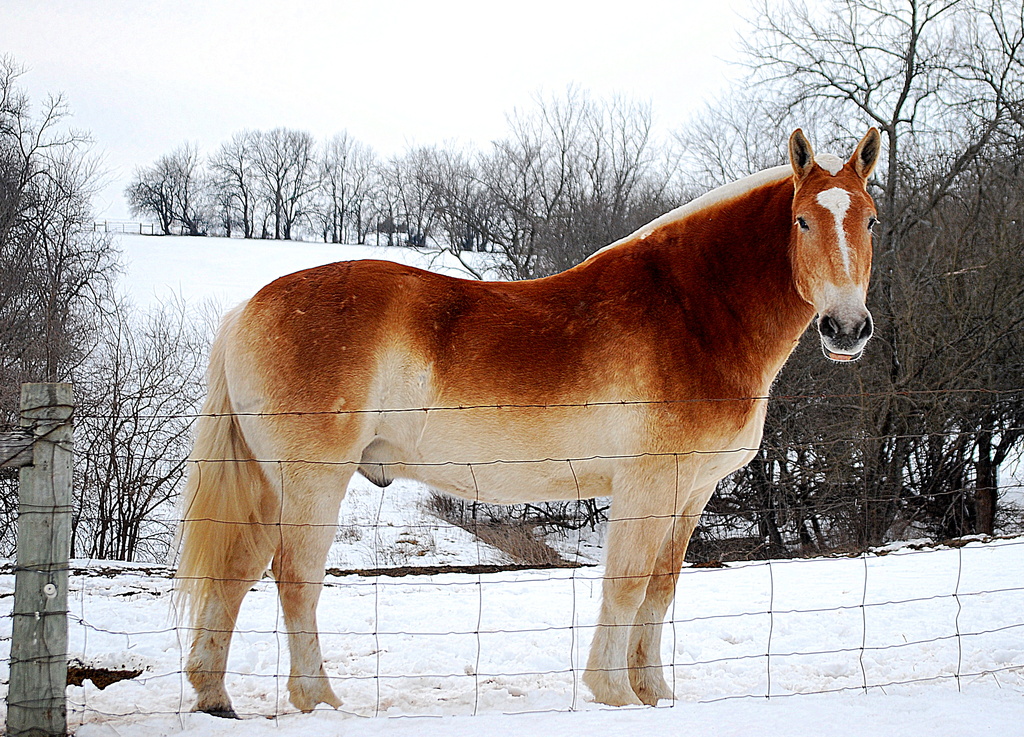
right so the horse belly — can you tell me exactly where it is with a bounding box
[411,455,614,505]
[374,404,629,504]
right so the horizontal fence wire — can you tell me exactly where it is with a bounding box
[73,385,1024,421]
[3,391,1023,729]
[1,538,1021,725]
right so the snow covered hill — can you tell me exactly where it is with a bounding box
[115,233,496,310]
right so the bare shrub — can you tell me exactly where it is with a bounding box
[73,297,214,561]
[424,493,581,566]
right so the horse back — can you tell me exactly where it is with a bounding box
[238,258,659,410]
[242,263,757,455]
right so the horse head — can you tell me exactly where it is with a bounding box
[788,127,881,362]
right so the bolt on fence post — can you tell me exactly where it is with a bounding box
[7,383,74,737]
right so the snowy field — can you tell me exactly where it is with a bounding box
[3,234,1022,735]
[2,538,1023,736]
[116,233,496,310]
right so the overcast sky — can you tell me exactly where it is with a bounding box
[2,0,754,219]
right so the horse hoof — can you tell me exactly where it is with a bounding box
[630,675,675,706]
[288,676,342,713]
[636,687,675,706]
[583,671,644,706]
[197,706,240,719]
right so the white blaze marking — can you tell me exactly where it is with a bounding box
[816,187,852,274]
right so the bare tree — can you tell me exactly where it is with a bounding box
[126,142,209,236]
[124,162,175,234]
[689,0,1024,553]
[744,0,1021,257]
[0,56,116,417]
[315,131,354,244]
[209,131,260,239]
[252,128,319,240]
[479,88,679,278]
[393,146,440,247]
[673,96,789,189]
[425,145,498,276]
[373,155,405,246]
[0,56,117,552]
[313,132,379,244]
[347,142,379,244]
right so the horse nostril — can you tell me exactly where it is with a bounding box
[858,314,874,342]
[818,315,839,339]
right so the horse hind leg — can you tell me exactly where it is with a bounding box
[185,523,278,718]
[271,463,353,712]
[627,483,715,705]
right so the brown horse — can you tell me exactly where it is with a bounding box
[176,128,881,716]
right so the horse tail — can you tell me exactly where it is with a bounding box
[175,303,277,631]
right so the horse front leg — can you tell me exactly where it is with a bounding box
[583,463,684,706]
[627,482,716,705]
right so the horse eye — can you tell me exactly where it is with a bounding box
[796,217,809,231]
[868,216,879,232]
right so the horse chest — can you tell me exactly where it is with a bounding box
[689,400,768,490]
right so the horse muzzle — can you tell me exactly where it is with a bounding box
[817,310,873,363]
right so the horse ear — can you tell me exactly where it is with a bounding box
[850,127,881,180]
[789,129,815,180]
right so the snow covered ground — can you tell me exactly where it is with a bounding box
[3,233,1022,735]
[2,537,1023,736]
[321,474,606,570]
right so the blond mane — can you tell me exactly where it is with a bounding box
[586,164,794,261]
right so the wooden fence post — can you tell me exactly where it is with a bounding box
[6,383,74,737]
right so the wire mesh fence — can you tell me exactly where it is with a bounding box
[2,392,1024,731]
[6,536,1019,729]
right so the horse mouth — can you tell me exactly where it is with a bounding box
[823,347,863,362]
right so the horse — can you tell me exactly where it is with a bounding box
[175,128,881,716]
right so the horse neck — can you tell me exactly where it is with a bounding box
[640,177,815,392]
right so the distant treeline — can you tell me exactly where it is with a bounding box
[125,89,684,280]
